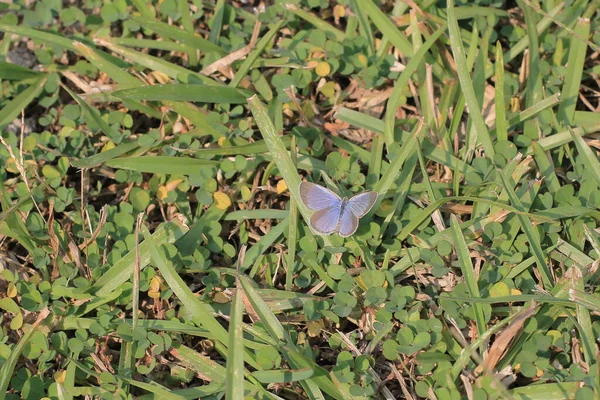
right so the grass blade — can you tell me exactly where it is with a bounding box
[0,309,50,396]
[230,21,284,88]
[226,280,245,400]
[94,37,217,85]
[556,17,589,125]
[239,275,346,399]
[130,16,226,55]
[0,61,41,80]
[283,3,345,42]
[225,209,288,221]
[91,219,189,295]
[62,84,120,138]
[71,140,141,168]
[0,76,46,127]
[384,24,447,146]
[241,218,289,270]
[105,156,218,174]
[447,0,494,159]
[356,0,413,57]
[141,226,230,342]
[498,172,554,288]
[286,137,299,291]
[494,42,508,142]
[252,368,313,384]
[569,127,600,188]
[518,0,543,141]
[450,215,486,337]
[531,141,561,194]
[373,120,422,201]
[208,0,225,44]
[113,84,252,104]
[247,95,331,244]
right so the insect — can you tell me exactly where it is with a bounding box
[299,181,378,237]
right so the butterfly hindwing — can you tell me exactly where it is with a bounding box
[310,204,342,234]
[338,205,359,237]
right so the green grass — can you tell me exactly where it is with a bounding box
[0,1,599,399]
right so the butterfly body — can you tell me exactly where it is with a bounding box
[299,182,378,237]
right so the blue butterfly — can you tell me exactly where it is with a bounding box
[299,182,378,237]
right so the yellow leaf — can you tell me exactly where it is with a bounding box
[489,281,510,297]
[213,291,230,304]
[157,186,169,201]
[42,165,61,179]
[311,50,325,59]
[23,135,36,151]
[354,276,368,291]
[101,141,115,152]
[277,180,288,194]
[307,320,323,337]
[5,158,17,174]
[149,276,162,292]
[333,4,345,18]
[376,199,394,214]
[9,312,22,330]
[54,370,67,384]
[148,276,162,298]
[357,54,368,67]
[150,70,170,84]
[319,81,336,98]
[213,191,231,210]
[218,136,229,147]
[305,60,319,69]
[158,179,184,200]
[510,96,521,112]
[315,61,331,77]
[7,282,17,298]
[29,273,41,285]
[240,186,252,201]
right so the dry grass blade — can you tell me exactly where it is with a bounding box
[201,21,261,76]
[480,303,536,373]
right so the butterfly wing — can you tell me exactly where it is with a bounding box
[337,192,377,237]
[299,182,342,211]
[310,204,342,234]
[299,183,376,237]
[338,205,359,237]
[346,191,378,217]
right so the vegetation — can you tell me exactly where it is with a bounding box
[0,0,599,399]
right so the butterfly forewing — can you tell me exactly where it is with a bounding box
[347,191,378,217]
[299,182,341,211]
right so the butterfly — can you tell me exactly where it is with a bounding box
[299,181,378,237]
